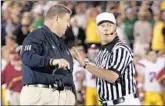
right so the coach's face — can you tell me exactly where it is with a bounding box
[55,13,71,37]
[97,22,116,45]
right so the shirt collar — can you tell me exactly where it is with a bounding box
[42,25,60,43]
[100,36,120,50]
[42,25,52,35]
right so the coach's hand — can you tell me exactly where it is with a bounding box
[72,47,85,67]
[52,59,70,69]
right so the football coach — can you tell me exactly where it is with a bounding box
[20,5,76,105]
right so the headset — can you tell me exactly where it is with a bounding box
[52,65,65,91]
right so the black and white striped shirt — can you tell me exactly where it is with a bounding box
[95,36,136,101]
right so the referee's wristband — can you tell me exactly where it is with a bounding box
[83,61,89,68]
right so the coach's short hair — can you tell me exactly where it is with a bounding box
[45,4,71,20]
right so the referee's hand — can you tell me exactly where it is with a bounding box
[72,47,85,67]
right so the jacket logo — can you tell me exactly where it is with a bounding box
[52,46,56,49]
[24,45,32,51]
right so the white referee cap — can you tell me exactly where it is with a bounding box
[96,12,116,25]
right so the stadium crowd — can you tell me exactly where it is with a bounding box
[1,1,165,105]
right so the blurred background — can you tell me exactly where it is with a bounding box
[1,1,165,105]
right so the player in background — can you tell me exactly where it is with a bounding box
[138,50,165,105]
[157,50,165,103]
[2,47,23,105]
[157,67,165,104]
[71,44,101,105]
[134,54,145,102]
[71,45,86,104]
[83,44,101,106]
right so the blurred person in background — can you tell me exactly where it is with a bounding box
[31,1,47,15]
[64,1,75,13]
[1,2,13,45]
[2,35,18,70]
[152,11,165,51]
[1,10,10,45]
[157,67,165,103]
[118,1,127,17]
[134,54,144,102]
[71,45,87,104]
[140,0,154,25]
[106,1,119,16]
[1,35,18,71]
[156,50,165,103]
[138,50,165,105]
[85,7,101,47]
[19,1,34,13]
[157,66,165,103]
[83,44,101,106]
[1,1,21,45]
[4,2,21,36]
[161,1,165,11]
[32,8,44,29]
[1,46,14,106]
[133,10,152,58]
[64,17,86,49]
[71,44,101,105]
[151,1,161,16]
[130,1,138,14]
[1,47,23,105]
[162,11,165,42]
[13,17,32,45]
[74,2,87,29]
[3,35,18,50]
[2,47,11,72]
[22,12,31,19]
[32,1,58,16]
[5,18,15,36]
[1,34,17,105]
[123,7,137,49]
[105,1,116,12]
[2,1,11,12]
[11,14,21,30]
[116,14,129,45]
[11,2,22,14]
[141,0,151,11]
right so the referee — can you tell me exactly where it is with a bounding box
[73,12,141,105]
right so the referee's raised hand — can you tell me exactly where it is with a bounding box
[72,47,85,67]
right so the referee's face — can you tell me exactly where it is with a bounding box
[97,22,116,45]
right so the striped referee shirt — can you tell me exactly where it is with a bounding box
[95,36,136,101]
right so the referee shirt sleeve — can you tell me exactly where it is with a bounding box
[108,47,131,76]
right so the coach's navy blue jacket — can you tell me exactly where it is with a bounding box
[20,25,74,85]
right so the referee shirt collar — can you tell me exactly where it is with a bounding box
[100,36,119,50]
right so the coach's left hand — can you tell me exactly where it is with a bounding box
[72,47,85,67]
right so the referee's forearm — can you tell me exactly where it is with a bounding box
[85,64,119,83]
